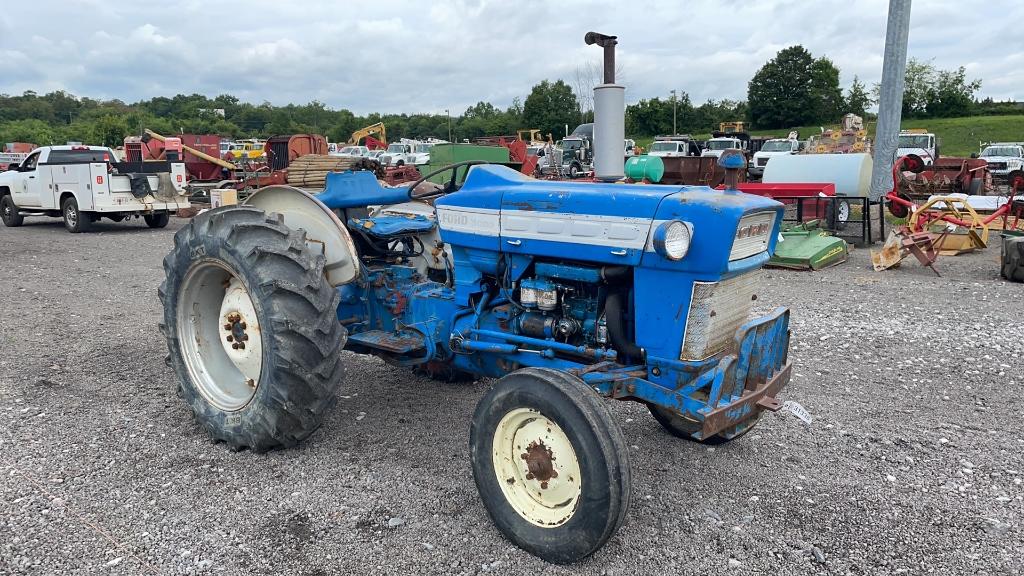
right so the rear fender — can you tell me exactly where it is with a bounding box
[244,185,360,286]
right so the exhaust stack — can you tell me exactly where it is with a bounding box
[586,32,625,182]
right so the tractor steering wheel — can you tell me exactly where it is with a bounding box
[408,160,491,200]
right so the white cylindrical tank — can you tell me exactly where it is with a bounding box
[593,84,625,182]
[763,153,873,197]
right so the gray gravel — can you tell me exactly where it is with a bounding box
[1,216,1022,575]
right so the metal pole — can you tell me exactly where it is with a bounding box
[869,0,912,200]
[446,109,452,143]
[671,90,677,135]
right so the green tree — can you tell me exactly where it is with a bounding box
[748,46,815,128]
[523,80,580,140]
[90,114,130,147]
[877,58,982,119]
[925,66,980,118]
[809,57,844,123]
[747,46,844,128]
[845,76,873,117]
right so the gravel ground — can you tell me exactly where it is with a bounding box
[1,215,1021,575]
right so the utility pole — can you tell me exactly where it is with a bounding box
[869,0,912,200]
[445,109,453,143]
[670,89,677,135]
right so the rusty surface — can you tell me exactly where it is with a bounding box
[521,440,557,486]
[701,362,792,438]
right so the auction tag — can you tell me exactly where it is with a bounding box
[783,400,812,426]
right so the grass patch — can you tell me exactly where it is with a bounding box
[631,115,1024,158]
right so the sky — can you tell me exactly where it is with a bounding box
[1,0,1020,115]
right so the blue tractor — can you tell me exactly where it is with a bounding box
[159,158,793,563]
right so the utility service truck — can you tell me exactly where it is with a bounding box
[0,145,190,232]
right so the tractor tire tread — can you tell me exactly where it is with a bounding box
[160,205,346,451]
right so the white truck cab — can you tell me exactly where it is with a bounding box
[749,137,801,177]
[648,140,695,158]
[382,142,415,166]
[897,131,938,165]
[702,137,745,158]
[0,145,189,233]
[978,142,1024,183]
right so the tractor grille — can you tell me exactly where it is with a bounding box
[680,271,761,361]
[729,211,776,261]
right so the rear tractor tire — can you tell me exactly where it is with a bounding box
[470,368,631,564]
[159,205,347,451]
[1,195,23,227]
[648,404,759,445]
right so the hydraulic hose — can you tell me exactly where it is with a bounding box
[604,290,643,364]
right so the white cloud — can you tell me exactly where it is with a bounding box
[0,0,1019,114]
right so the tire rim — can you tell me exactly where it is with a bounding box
[492,407,582,528]
[176,261,263,411]
[838,201,850,222]
[65,204,77,227]
[2,202,11,220]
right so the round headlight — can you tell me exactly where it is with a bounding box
[654,220,691,260]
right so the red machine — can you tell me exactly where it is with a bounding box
[264,134,328,171]
[896,156,990,200]
[124,133,226,181]
[715,182,836,220]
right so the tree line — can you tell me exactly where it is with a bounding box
[0,45,1011,147]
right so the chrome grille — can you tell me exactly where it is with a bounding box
[729,211,775,261]
[680,271,761,361]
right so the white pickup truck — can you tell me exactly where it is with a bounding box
[0,145,190,233]
[978,143,1024,185]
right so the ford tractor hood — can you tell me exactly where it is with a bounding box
[435,165,783,269]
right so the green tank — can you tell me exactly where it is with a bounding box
[624,155,665,183]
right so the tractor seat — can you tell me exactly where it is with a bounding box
[347,214,435,239]
[316,170,410,210]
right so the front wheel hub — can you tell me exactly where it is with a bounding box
[493,408,582,527]
[218,277,263,385]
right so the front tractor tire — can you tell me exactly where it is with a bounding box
[470,368,631,564]
[159,205,347,451]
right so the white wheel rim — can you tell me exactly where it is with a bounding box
[839,202,850,222]
[176,261,263,411]
[492,408,582,528]
[66,205,77,226]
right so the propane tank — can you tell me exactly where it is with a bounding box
[624,155,664,183]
